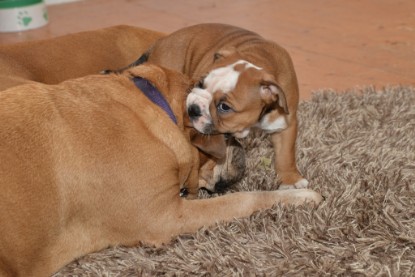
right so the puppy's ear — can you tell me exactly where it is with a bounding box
[191,133,227,160]
[260,74,289,114]
[213,46,237,62]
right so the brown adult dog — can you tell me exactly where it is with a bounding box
[0,25,163,91]
[115,23,310,190]
[0,64,322,276]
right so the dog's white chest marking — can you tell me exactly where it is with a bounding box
[204,60,262,94]
[258,114,288,133]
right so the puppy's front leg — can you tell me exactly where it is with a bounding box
[270,115,309,190]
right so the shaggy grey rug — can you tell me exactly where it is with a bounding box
[55,86,415,276]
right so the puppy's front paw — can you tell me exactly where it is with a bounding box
[278,178,309,190]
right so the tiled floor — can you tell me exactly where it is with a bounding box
[1,0,414,100]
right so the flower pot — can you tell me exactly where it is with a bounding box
[0,0,48,32]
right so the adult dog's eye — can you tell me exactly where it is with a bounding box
[217,102,233,113]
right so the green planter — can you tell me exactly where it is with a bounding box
[0,0,48,32]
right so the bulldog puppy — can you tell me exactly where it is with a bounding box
[0,64,322,277]
[115,23,310,190]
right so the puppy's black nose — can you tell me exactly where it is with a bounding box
[188,104,202,119]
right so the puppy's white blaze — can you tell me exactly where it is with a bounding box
[204,65,239,94]
[204,60,262,94]
[259,114,287,133]
[242,60,262,70]
[187,88,212,104]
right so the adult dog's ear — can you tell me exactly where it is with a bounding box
[259,74,289,114]
[190,133,227,160]
[213,46,237,62]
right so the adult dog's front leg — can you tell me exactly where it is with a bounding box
[155,188,322,246]
[270,115,309,190]
[181,146,202,199]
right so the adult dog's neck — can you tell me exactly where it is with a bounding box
[132,76,178,124]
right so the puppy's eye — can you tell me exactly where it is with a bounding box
[217,102,233,113]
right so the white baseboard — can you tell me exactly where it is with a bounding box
[44,0,82,5]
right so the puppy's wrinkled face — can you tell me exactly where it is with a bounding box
[186,58,289,138]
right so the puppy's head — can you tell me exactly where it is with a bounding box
[187,48,289,138]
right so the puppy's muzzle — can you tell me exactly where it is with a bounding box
[188,104,215,134]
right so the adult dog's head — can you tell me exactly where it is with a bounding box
[186,47,290,138]
[190,132,245,193]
